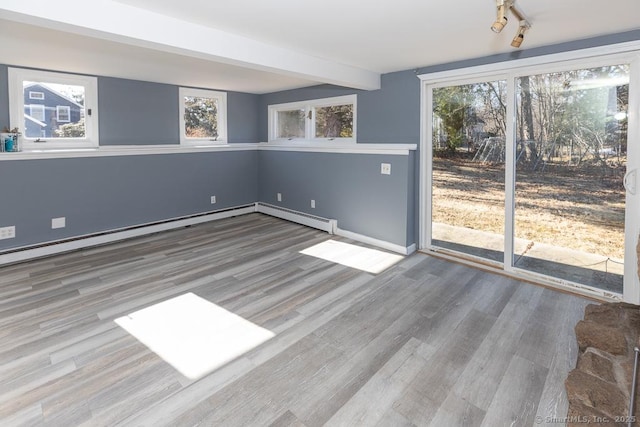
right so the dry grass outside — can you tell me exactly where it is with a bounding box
[432,154,625,259]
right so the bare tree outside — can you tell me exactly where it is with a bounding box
[431,64,629,292]
[315,104,353,138]
[184,96,218,139]
[277,109,305,138]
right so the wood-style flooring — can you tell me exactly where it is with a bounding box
[0,213,591,426]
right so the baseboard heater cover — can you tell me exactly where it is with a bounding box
[0,204,255,266]
[255,202,337,234]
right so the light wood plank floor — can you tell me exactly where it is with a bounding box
[0,213,591,426]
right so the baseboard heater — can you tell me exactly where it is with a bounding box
[0,204,256,266]
[255,202,337,234]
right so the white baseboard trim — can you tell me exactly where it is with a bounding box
[254,203,415,255]
[255,202,337,234]
[0,205,255,266]
[1,202,416,265]
[335,227,416,255]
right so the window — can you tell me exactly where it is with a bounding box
[29,104,45,122]
[268,95,357,143]
[56,106,71,122]
[8,68,99,149]
[179,87,227,145]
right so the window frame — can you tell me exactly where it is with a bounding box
[178,87,227,146]
[418,42,640,303]
[8,67,99,149]
[56,105,71,123]
[29,104,45,122]
[29,91,44,100]
[268,95,357,143]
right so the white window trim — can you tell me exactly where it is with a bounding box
[29,91,44,100]
[8,68,99,149]
[268,95,357,143]
[56,105,71,122]
[179,87,227,145]
[29,104,45,122]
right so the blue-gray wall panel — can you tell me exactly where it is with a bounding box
[227,91,260,143]
[0,151,258,250]
[257,71,420,144]
[258,150,411,247]
[2,31,640,253]
[0,65,8,128]
[2,67,260,146]
[98,78,180,145]
[357,71,420,144]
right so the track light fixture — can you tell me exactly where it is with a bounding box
[490,0,510,33]
[510,20,529,48]
[490,0,531,48]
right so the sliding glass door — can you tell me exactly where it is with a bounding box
[513,65,629,293]
[431,80,507,262]
[424,53,638,298]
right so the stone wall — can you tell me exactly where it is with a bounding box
[566,303,640,426]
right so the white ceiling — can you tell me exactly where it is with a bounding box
[1,0,639,94]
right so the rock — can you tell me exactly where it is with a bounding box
[575,320,627,355]
[585,303,640,340]
[584,304,622,328]
[565,370,628,420]
[621,307,640,342]
[577,348,616,383]
[566,401,612,427]
[566,302,640,424]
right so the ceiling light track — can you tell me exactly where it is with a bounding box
[490,0,531,48]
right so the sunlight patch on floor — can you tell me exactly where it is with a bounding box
[114,292,275,380]
[300,239,404,274]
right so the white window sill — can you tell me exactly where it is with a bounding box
[259,142,417,155]
[0,144,258,161]
[0,142,417,160]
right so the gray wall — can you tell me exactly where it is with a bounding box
[0,66,260,145]
[257,70,420,144]
[98,77,260,145]
[2,30,640,253]
[0,151,257,250]
[0,65,261,252]
[256,72,420,248]
[256,30,640,248]
[0,65,9,128]
[98,78,180,145]
[258,150,412,246]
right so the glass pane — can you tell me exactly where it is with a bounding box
[514,65,629,293]
[315,104,353,138]
[431,81,507,262]
[184,96,219,139]
[23,81,85,139]
[277,109,305,138]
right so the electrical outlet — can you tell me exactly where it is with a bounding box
[51,217,66,229]
[210,195,216,204]
[277,193,282,202]
[311,199,316,209]
[381,163,391,175]
[0,226,15,240]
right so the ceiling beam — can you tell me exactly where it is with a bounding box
[0,0,381,91]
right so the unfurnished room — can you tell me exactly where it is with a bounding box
[1,1,640,426]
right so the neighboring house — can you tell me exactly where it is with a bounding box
[23,83,83,138]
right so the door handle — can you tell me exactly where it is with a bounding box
[624,169,637,195]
